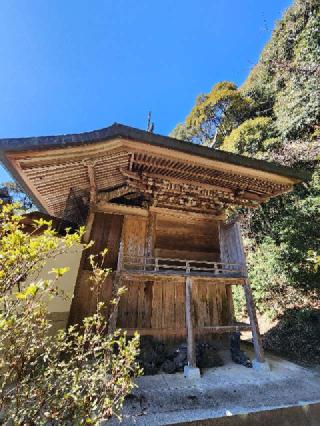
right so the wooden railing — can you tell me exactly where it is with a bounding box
[120,255,246,277]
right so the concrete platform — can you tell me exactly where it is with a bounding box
[107,351,320,425]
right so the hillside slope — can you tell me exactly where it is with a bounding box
[172,0,320,364]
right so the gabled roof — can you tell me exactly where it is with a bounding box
[0,123,310,216]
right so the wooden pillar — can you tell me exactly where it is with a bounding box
[145,211,156,258]
[117,241,124,272]
[185,276,196,367]
[244,280,265,363]
[226,285,235,324]
[83,211,95,243]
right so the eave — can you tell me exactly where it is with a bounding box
[0,123,310,216]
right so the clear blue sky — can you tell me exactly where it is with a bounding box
[0,0,292,182]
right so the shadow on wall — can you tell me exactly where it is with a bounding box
[262,308,320,365]
[25,243,83,334]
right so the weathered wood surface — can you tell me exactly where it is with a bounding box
[219,220,265,363]
[122,215,147,261]
[244,280,265,363]
[155,213,220,261]
[68,212,123,325]
[8,129,297,218]
[116,275,231,339]
[84,212,123,270]
[70,211,236,343]
[185,276,196,367]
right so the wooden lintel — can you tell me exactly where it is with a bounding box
[95,201,148,217]
[198,324,252,333]
[142,171,266,202]
[122,171,261,209]
[120,272,246,283]
[149,206,225,222]
[124,324,252,336]
[97,185,132,202]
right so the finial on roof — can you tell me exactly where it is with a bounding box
[147,111,155,133]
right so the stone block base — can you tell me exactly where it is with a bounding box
[184,366,201,379]
[252,359,271,372]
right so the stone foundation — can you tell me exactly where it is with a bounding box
[137,337,224,375]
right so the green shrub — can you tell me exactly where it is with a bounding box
[0,202,141,424]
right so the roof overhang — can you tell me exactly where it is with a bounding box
[0,123,310,216]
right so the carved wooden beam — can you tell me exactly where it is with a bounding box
[97,185,133,202]
[121,168,264,206]
[131,156,282,195]
[95,201,148,217]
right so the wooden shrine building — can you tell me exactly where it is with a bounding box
[0,123,308,371]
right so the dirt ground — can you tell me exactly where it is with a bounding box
[241,311,320,366]
[107,349,320,426]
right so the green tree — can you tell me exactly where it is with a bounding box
[169,122,193,142]
[222,116,278,155]
[172,1,320,334]
[1,181,34,211]
[171,81,253,146]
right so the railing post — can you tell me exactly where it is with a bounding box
[155,257,159,272]
[186,260,190,274]
[117,241,123,272]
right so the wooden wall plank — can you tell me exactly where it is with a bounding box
[122,215,147,261]
[154,213,221,276]
[174,279,186,330]
[151,280,163,329]
[162,280,175,330]
[84,213,123,270]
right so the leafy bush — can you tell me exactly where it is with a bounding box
[0,202,140,424]
[233,237,320,320]
[247,165,320,292]
[233,238,287,318]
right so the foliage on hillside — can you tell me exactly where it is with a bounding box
[170,82,252,146]
[242,0,320,142]
[172,0,320,355]
[222,117,277,155]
